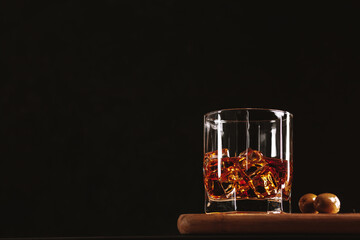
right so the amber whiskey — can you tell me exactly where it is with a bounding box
[204,148,291,201]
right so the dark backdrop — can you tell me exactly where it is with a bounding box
[1,0,360,237]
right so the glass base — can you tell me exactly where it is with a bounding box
[205,199,291,214]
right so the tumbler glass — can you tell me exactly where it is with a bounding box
[203,108,293,213]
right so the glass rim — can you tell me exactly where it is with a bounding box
[204,107,293,121]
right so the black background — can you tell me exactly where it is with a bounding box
[1,0,360,237]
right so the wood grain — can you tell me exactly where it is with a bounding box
[178,213,360,234]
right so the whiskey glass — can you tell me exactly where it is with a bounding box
[204,108,293,213]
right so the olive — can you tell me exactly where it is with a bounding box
[314,193,340,213]
[298,193,318,213]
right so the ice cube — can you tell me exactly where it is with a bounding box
[238,148,263,161]
[263,156,287,185]
[251,166,279,198]
[238,148,268,178]
[204,155,235,199]
[218,164,238,197]
[204,148,230,159]
[218,159,254,198]
[203,149,231,175]
[221,181,236,198]
[204,158,236,198]
[263,156,290,199]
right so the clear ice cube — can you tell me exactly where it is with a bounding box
[218,159,253,198]
[251,166,279,197]
[205,148,230,159]
[238,148,268,178]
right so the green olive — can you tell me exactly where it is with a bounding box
[298,193,318,213]
[314,193,340,213]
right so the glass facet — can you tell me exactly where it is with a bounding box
[204,108,293,213]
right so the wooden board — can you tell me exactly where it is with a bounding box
[177,213,360,234]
